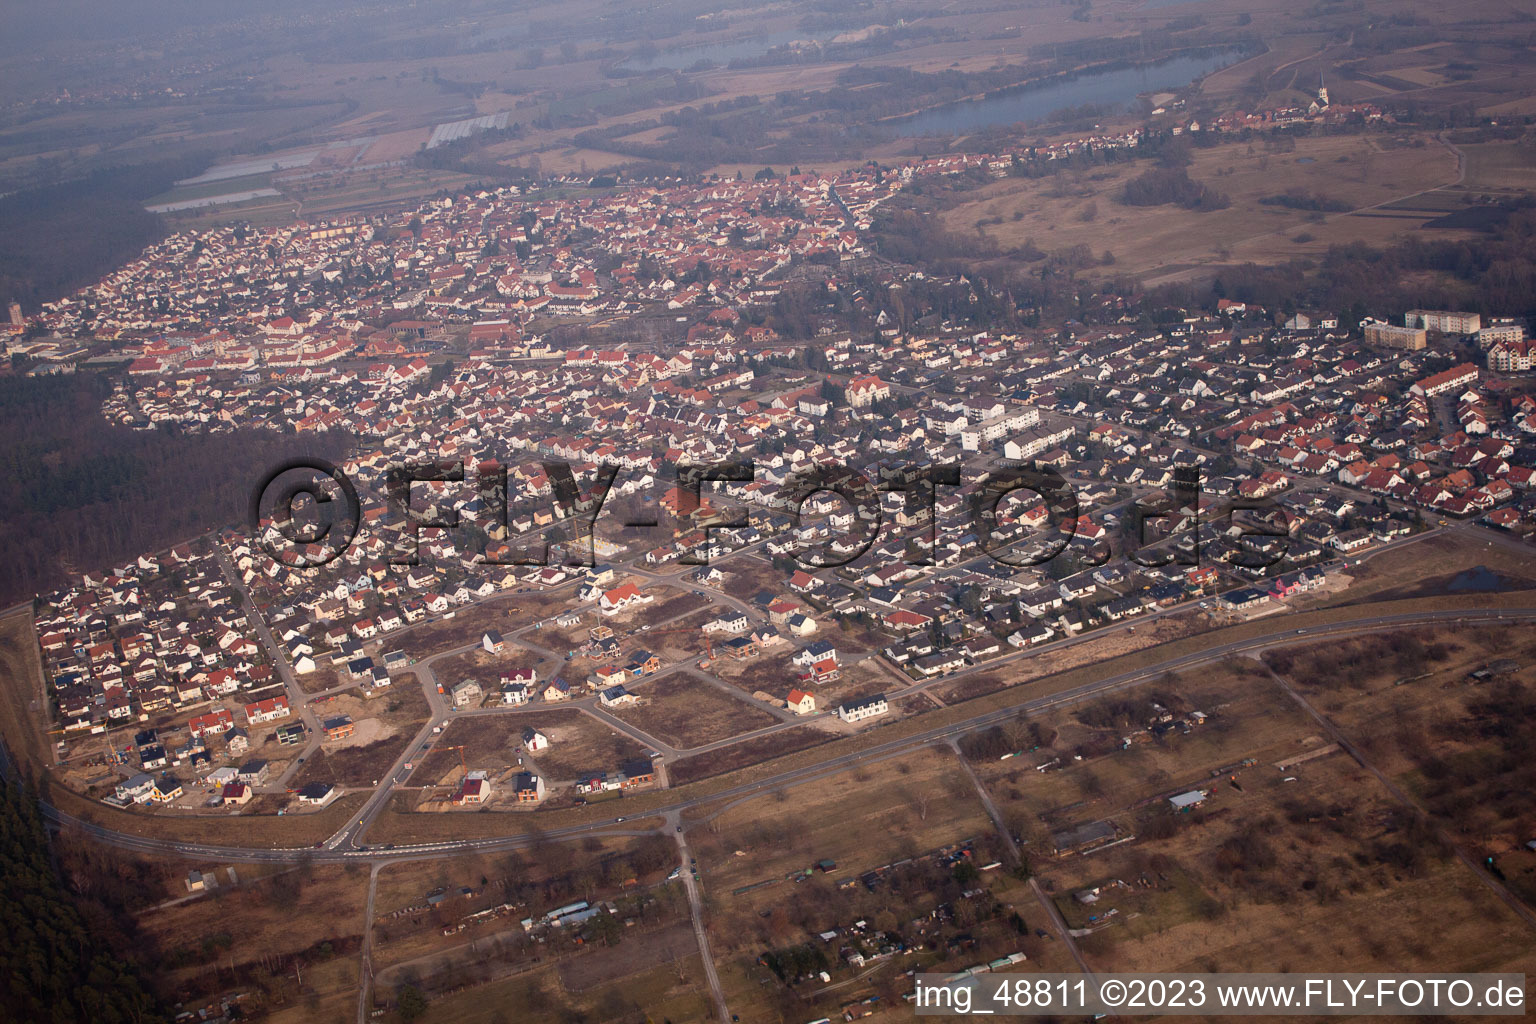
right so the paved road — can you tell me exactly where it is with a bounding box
[237,467,1505,848]
[213,547,328,789]
[20,604,1536,867]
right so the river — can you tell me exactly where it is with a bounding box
[894,48,1246,137]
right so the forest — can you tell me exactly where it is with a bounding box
[0,374,346,606]
[0,156,207,315]
[0,778,166,1024]
[1120,165,1231,211]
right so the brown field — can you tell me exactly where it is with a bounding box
[1304,528,1536,609]
[135,861,368,1018]
[612,672,780,749]
[409,715,523,783]
[942,132,1464,283]
[643,610,718,661]
[416,955,710,1024]
[707,642,901,705]
[965,659,1307,841]
[1452,139,1536,192]
[359,126,432,163]
[293,732,406,790]
[620,590,712,629]
[688,745,990,907]
[958,653,1536,980]
[412,707,648,785]
[385,590,574,660]
[1039,785,1536,978]
[1264,623,1536,847]
[289,683,431,787]
[292,658,342,695]
[0,610,52,771]
[431,644,545,695]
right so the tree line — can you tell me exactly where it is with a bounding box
[0,778,166,1024]
[1170,200,1536,323]
[0,373,347,605]
[0,155,208,313]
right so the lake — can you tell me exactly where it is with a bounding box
[1448,566,1501,593]
[894,48,1246,137]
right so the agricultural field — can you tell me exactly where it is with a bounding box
[1458,139,1536,193]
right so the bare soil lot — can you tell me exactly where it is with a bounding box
[388,592,572,659]
[432,645,545,693]
[667,725,832,787]
[290,658,344,695]
[412,708,648,784]
[612,672,780,750]
[620,590,711,629]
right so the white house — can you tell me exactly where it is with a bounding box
[836,693,888,724]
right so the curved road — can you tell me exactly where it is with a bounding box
[19,604,1536,866]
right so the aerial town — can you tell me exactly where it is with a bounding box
[4,0,1536,1021]
[8,121,1536,1020]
